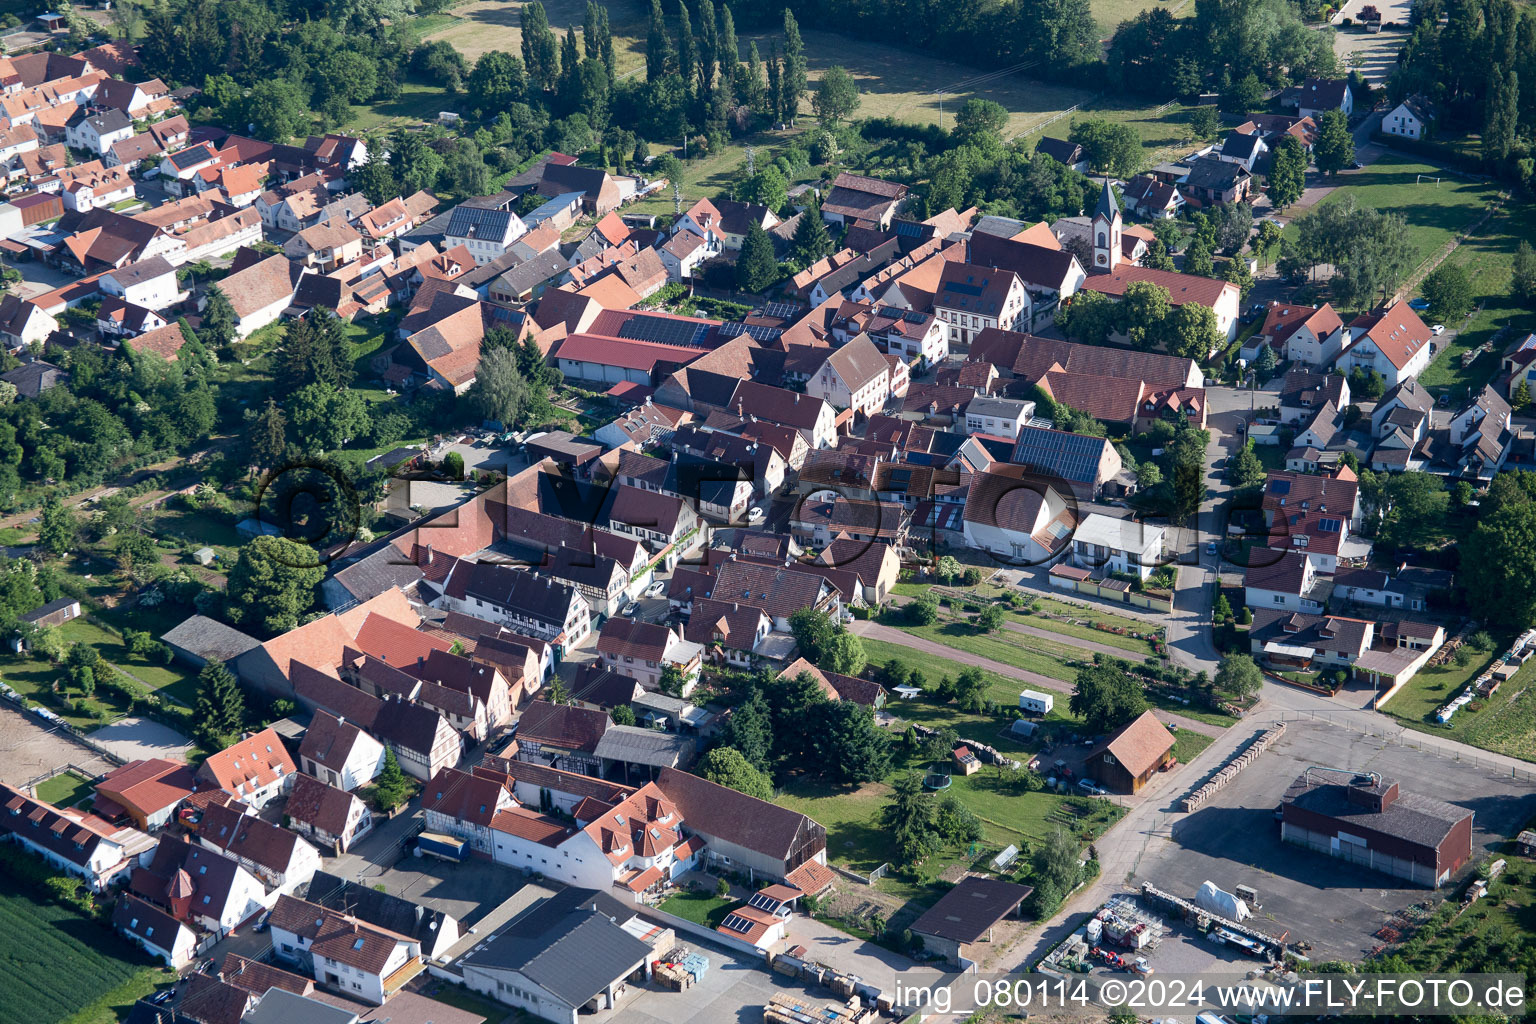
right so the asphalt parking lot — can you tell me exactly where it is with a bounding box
[343,846,532,930]
[1138,719,1536,960]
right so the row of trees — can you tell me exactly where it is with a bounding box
[1391,0,1536,164]
[1278,196,1414,309]
[1106,0,1339,102]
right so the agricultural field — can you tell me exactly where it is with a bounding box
[0,881,172,1024]
[421,0,652,72]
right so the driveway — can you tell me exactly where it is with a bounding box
[10,259,78,302]
[86,715,193,762]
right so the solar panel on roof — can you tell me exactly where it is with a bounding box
[717,321,782,342]
[1269,479,1292,495]
[720,914,755,934]
[747,892,779,911]
[893,219,925,237]
[762,301,808,319]
[1318,519,1341,532]
[618,315,711,347]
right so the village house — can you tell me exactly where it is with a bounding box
[297,708,386,791]
[933,262,1030,346]
[0,783,157,891]
[1338,300,1435,387]
[269,895,423,1004]
[820,171,909,229]
[596,618,703,693]
[195,801,322,896]
[1086,711,1177,794]
[130,835,267,937]
[195,727,297,811]
[1385,95,1435,140]
[285,774,373,854]
[804,333,891,418]
[91,758,196,831]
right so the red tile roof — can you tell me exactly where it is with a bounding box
[197,728,295,799]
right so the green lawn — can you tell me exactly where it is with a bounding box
[1027,596,1154,635]
[342,79,449,133]
[1009,612,1159,657]
[1378,648,1536,762]
[34,771,94,808]
[657,891,734,928]
[1170,727,1214,764]
[890,620,1083,683]
[1414,194,1536,400]
[1288,155,1501,292]
[0,878,173,1024]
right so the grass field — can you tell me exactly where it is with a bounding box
[1380,648,1536,762]
[1170,727,1213,764]
[657,890,734,928]
[1414,194,1536,400]
[34,771,94,808]
[421,0,652,70]
[0,880,172,1024]
[1289,156,1501,287]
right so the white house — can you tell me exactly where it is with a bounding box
[1384,96,1435,140]
[1336,300,1435,387]
[115,894,198,969]
[297,709,386,791]
[443,204,527,265]
[962,468,1076,567]
[421,767,516,858]
[194,727,297,811]
[0,294,59,349]
[1244,548,1325,614]
[196,801,322,896]
[1069,513,1166,581]
[0,784,156,891]
[933,262,1030,347]
[433,560,592,653]
[963,396,1036,441]
[270,895,422,1005]
[100,255,180,310]
[658,228,712,282]
[65,108,134,156]
[138,836,269,937]
[804,334,891,417]
[285,773,373,854]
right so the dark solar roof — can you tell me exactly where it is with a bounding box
[446,204,515,241]
[1010,425,1110,484]
[717,321,783,342]
[761,301,808,319]
[719,913,757,934]
[617,315,711,347]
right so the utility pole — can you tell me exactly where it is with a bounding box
[673,180,682,216]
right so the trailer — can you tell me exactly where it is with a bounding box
[1018,689,1054,715]
[415,832,467,862]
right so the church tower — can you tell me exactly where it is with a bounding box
[1091,179,1121,272]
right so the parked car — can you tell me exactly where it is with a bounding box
[1206,540,1219,556]
[1409,298,1430,311]
[1078,778,1105,795]
[149,989,175,1006]
[254,911,270,933]
[621,601,640,617]
[1432,324,1446,335]
[747,506,765,523]
[644,580,666,598]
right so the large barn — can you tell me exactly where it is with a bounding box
[1280,770,1473,888]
